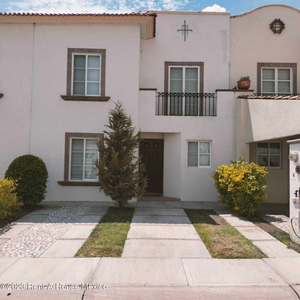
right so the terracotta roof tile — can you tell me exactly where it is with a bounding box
[238,95,300,100]
[0,11,157,17]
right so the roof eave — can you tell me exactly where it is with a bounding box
[0,13,157,39]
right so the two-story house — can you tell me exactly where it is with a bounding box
[0,4,300,204]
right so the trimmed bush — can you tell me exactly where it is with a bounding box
[213,158,267,219]
[0,177,22,220]
[5,155,48,204]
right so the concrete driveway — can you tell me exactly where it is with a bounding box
[0,200,299,299]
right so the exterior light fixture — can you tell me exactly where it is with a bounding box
[270,19,285,34]
[290,152,299,162]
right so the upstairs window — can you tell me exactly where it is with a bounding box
[262,68,292,94]
[165,62,204,116]
[257,63,297,95]
[66,48,106,98]
[169,66,199,116]
[73,55,101,96]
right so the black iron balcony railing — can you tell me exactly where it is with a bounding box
[156,92,217,116]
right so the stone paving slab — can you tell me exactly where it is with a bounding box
[182,259,286,286]
[91,258,188,286]
[0,224,30,239]
[0,289,84,300]
[236,226,277,241]
[85,207,108,215]
[182,202,228,210]
[75,214,102,225]
[29,208,59,215]
[0,258,19,275]
[41,201,115,207]
[0,258,100,284]
[136,201,183,209]
[84,286,299,300]
[253,241,300,258]
[219,215,256,227]
[131,215,191,226]
[40,240,85,258]
[263,257,300,285]
[134,208,187,216]
[127,225,199,240]
[59,225,95,239]
[122,239,211,258]
[13,214,47,224]
[0,238,9,245]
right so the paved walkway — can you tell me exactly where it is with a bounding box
[258,203,290,233]
[0,205,108,258]
[0,200,299,300]
[122,204,211,258]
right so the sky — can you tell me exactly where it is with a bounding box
[0,0,299,15]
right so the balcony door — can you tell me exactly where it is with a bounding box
[169,66,199,116]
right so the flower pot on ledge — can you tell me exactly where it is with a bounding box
[237,77,251,90]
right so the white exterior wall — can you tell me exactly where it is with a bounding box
[138,12,232,202]
[140,12,230,92]
[163,133,181,199]
[231,5,300,92]
[139,90,235,201]
[0,24,33,177]
[0,22,141,201]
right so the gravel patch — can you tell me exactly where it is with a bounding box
[0,206,89,258]
[260,214,290,233]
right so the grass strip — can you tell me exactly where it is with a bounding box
[75,207,135,257]
[185,209,266,259]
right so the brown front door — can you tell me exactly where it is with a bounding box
[140,139,164,194]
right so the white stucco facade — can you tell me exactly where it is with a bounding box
[231,5,300,92]
[1,5,300,204]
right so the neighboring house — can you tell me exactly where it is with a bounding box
[0,5,300,203]
[231,5,300,203]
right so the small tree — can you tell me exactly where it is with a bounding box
[96,102,147,207]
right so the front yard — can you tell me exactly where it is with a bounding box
[185,209,266,259]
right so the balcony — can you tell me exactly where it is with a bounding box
[156,92,217,116]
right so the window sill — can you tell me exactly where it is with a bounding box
[0,93,3,99]
[58,181,101,186]
[60,95,110,102]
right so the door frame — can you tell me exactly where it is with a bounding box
[139,139,164,195]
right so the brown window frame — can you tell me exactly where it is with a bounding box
[58,132,103,186]
[60,48,109,102]
[257,141,281,169]
[257,62,297,95]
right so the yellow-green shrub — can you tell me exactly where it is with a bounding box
[0,177,22,221]
[213,158,267,218]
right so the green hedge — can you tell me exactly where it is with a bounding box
[5,154,48,204]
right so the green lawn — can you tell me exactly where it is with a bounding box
[75,207,135,257]
[185,209,266,259]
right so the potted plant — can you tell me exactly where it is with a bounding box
[237,76,251,90]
